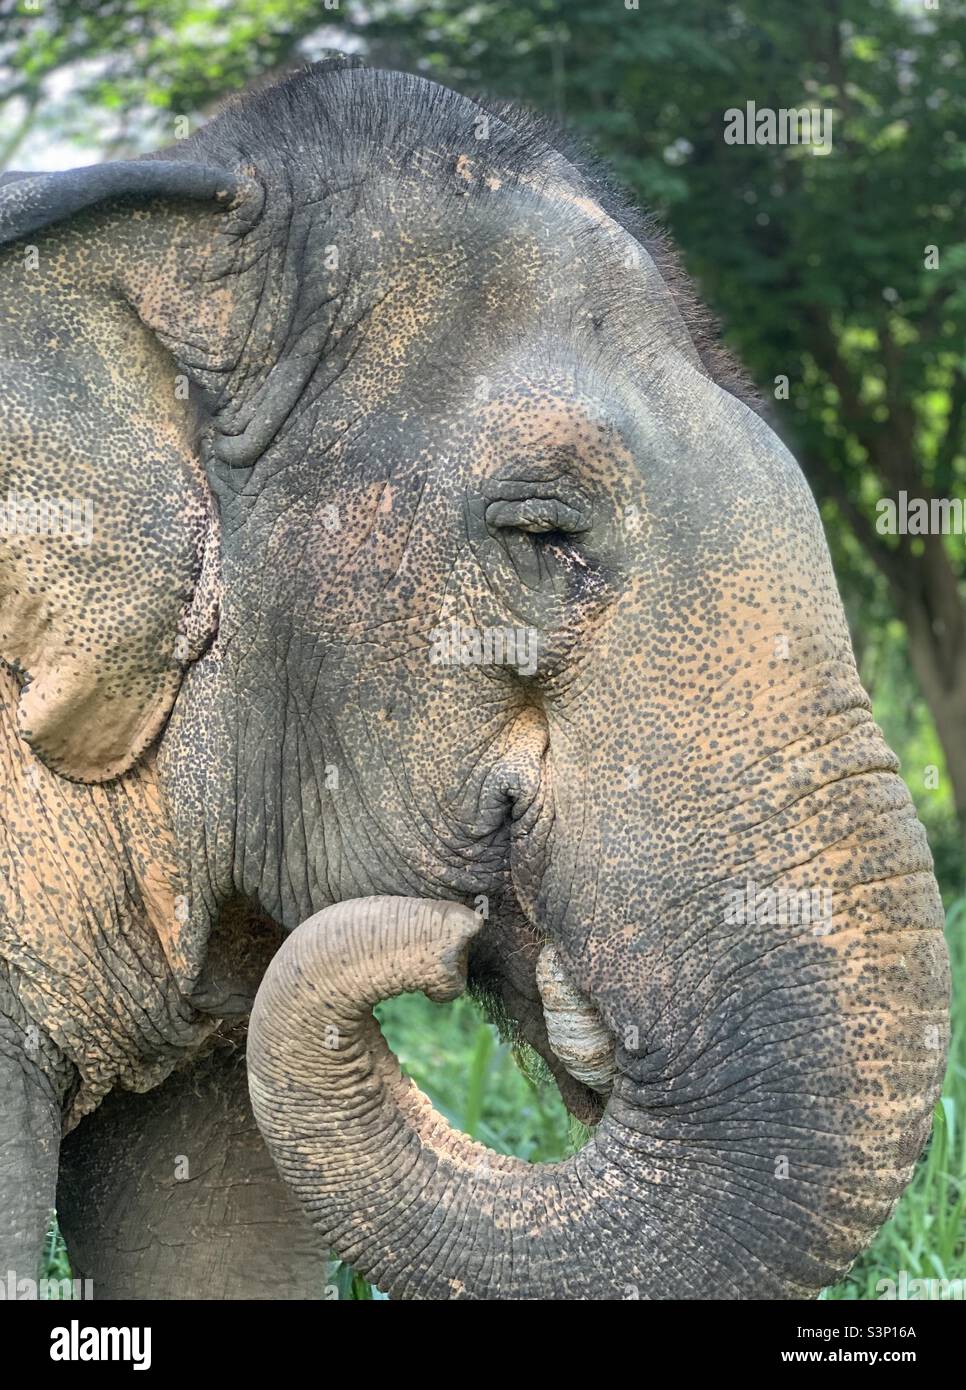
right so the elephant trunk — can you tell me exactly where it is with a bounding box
[248,867,948,1299]
[248,897,601,1299]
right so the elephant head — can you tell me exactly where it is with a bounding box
[0,64,948,1298]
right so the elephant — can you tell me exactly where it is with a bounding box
[0,59,950,1301]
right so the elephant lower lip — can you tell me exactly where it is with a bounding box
[536,943,617,1096]
[470,952,606,1125]
[467,893,608,1125]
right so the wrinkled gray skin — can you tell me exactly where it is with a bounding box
[0,64,949,1299]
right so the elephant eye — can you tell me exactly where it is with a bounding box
[484,497,589,539]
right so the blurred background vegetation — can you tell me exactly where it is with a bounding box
[4,0,963,1299]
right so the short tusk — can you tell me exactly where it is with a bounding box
[535,944,616,1096]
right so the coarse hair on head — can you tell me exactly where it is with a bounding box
[178,58,760,412]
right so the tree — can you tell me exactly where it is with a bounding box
[0,0,349,165]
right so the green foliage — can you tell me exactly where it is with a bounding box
[853,606,964,899]
[0,0,349,163]
[376,991,578,1163]
[41,1221,72,1294]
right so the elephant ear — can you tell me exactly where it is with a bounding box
[0,160,259,783]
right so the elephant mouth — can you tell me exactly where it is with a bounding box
[461,909,611,1127]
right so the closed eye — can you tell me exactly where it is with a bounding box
[484,497,589,536]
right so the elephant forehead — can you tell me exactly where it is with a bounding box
[462,379,639,485]
[327,170,688,373]
[403,150,690,310]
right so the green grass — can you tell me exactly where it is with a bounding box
[376,990,580,1164]
[43,897,964,1299]
[40,1221,72,1295]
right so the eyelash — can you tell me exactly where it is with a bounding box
[527,528,574,548]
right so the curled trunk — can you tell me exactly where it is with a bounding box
[248,889,948,1300]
